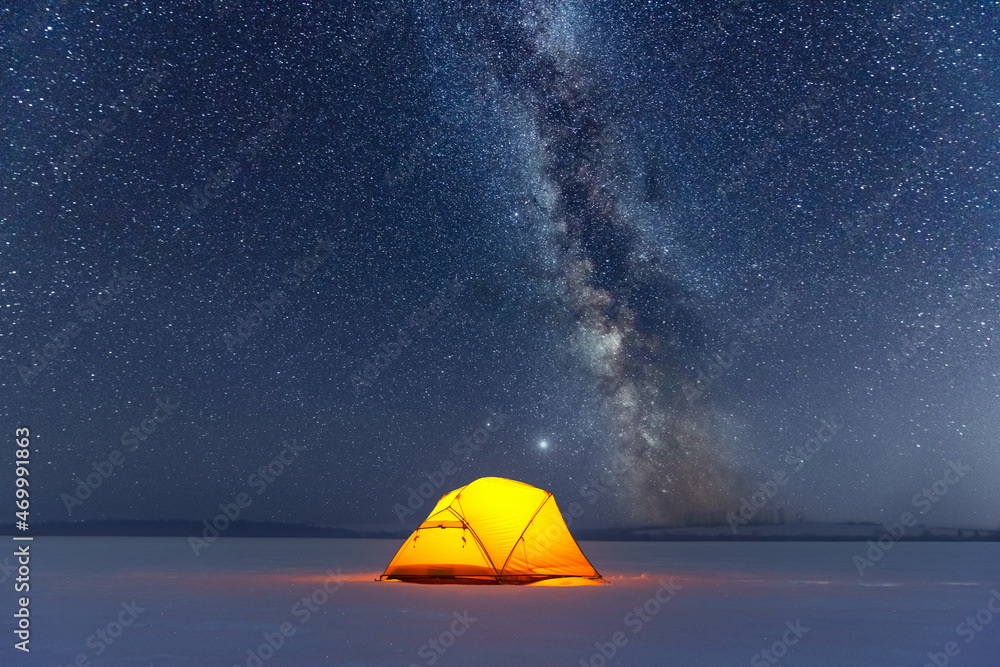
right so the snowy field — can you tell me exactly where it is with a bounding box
[5,537,999,666]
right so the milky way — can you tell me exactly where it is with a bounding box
[456,1,746,524]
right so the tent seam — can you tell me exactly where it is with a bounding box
[498,492,552,578]
[448,507,502,579]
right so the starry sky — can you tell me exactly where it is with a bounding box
[2,1,998,531]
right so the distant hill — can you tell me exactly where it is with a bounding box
[575,522,1000,542]
[0,520,406,539]
[1,520,997,541]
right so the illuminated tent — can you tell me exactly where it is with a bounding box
[380,476,602,585]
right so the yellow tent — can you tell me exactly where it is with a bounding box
[380,477,603,584]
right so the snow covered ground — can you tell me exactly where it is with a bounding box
[5,537,999,666]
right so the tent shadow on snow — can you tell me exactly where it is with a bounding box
[380,477,605,586]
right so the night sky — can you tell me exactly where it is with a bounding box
[2,1,998,531]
